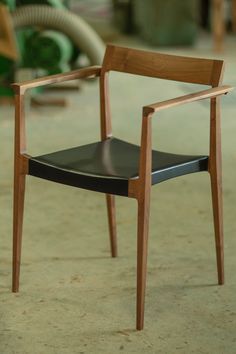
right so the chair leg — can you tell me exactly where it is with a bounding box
[136,196,150,330]
[12,172,26,292]
[210,172,224,285]
[106,194,117,257]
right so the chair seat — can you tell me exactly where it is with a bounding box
[29,138,208,196]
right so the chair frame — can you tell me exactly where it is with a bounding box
[12,45,233,330]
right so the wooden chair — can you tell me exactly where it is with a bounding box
[12,45,233,330]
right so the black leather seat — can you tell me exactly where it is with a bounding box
[29,137,209,196]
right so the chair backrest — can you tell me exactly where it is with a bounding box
[102,45,224,87]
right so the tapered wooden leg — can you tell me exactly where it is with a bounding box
[106,194,117,257]
[12,172,26,292]
[210,172,224,285]
[136,195,150,330]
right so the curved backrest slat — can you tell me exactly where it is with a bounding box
[102,45,224,86]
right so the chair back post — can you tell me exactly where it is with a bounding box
[100,48,114,140]
[99,71,112,140]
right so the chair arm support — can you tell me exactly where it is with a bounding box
[143,85,234,116]
[11,66,102,95]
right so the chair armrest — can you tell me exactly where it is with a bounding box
[143,85,234,115]
[11,66,102,94]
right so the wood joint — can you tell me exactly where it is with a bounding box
[18,154,29,175]
[128,178,140,199]
[143,106,154,117]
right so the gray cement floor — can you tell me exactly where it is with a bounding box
[1,35,236,353]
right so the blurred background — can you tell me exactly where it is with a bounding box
[0,0,235,100]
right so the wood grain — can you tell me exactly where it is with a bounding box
[103,45,224,86]
[209,97,224,284]
[100,70,112,140]
[100,65,117,258]
[106,194,117,257]
[12,66,101,94]
[136,113,152,330]
[12,94,27,292]
[143,85,233,115]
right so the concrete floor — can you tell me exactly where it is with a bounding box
[0,35,236,353]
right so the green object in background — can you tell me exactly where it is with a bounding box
[0,0,105,100]
[134,0,198,46]
[0,0,15,10]
[0,56,14,76]
[18,0,65,9]
[0,56,14,96]
[24,30,73,73]
[0,0,71,98]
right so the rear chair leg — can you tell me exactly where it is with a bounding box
[12,172,26,292]
[106,194,117,257]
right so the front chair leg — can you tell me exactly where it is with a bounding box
[106,194,117,257]
[136,194,150,330]
[12,172,26,292]
[210,171,224,285]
